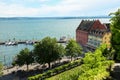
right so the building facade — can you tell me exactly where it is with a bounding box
[76,20,111,50]
[87,30,111,49]
[76,20,95,45]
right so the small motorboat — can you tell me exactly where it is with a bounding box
[5,41,12,46]
[11,41,18,45]
[59,36,67,43]
[5,41,18,46]
[26,40,35,45]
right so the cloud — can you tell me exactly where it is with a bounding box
[23,0,49,3]
[38,0,120,16]
[0,0,119,17]
[39,0,49,2]
[58,0,120,16]
[0,2,39,17]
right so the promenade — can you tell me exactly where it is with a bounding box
[1,57,71,80]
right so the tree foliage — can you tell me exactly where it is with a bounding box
[65,39,82,61]
[110,9,120,60]
[34,37,65,68]
[13,48,34,71]
[79,45,114,80]
[46,45,114,80]
[0,62,3,76]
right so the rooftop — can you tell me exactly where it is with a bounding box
[77,20,95,31]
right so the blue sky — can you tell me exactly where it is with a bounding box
[0,0,119,17]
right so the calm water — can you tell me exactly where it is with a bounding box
[0,18,110,66]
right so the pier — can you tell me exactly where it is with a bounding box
[0,40,67,46]
[0,40,38,46]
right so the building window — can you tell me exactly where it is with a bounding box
[104,37,106,39]
[107,33,109,35]
[104,41,106,43]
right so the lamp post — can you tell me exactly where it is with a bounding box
[4,55,6,66]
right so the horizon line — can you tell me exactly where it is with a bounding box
[0,15,111,18]
[0,16,111,19]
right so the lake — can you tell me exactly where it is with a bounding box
[0,17,110,66]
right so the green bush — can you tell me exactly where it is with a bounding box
[62,64,68,70]
[53,68,59,74]
[45,70,53,77]
[28,74,43,80]
[28,77,34,80]
[28,59,81,80]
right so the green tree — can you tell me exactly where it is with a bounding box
[45,45,114,80]
[56,44,66,63]
[0,62,3,76]
[83,50,106,68]
[102,47,115,60]
[110,9,120,60]
[65,39,82,61]
[13,48,34,71]
[97,44,113,59]
[34,37,65,68]
[78,45,114,80]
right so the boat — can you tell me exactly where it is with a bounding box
[11,41,18,45]
[5,41,18,46]
[26,40,35,45]
[5,41,11,46]
[59,36,67,43]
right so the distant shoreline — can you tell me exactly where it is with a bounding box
[0,16,111,20]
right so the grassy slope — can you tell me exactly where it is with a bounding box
[46,65,81,80]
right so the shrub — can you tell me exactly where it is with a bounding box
[28,59,81,80]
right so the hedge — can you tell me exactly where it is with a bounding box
[28,59,81,80]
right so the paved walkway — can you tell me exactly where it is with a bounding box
[1,64,40,80]
[111,63,120,80]
[1,57,71,80]
[112,63,120,72]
